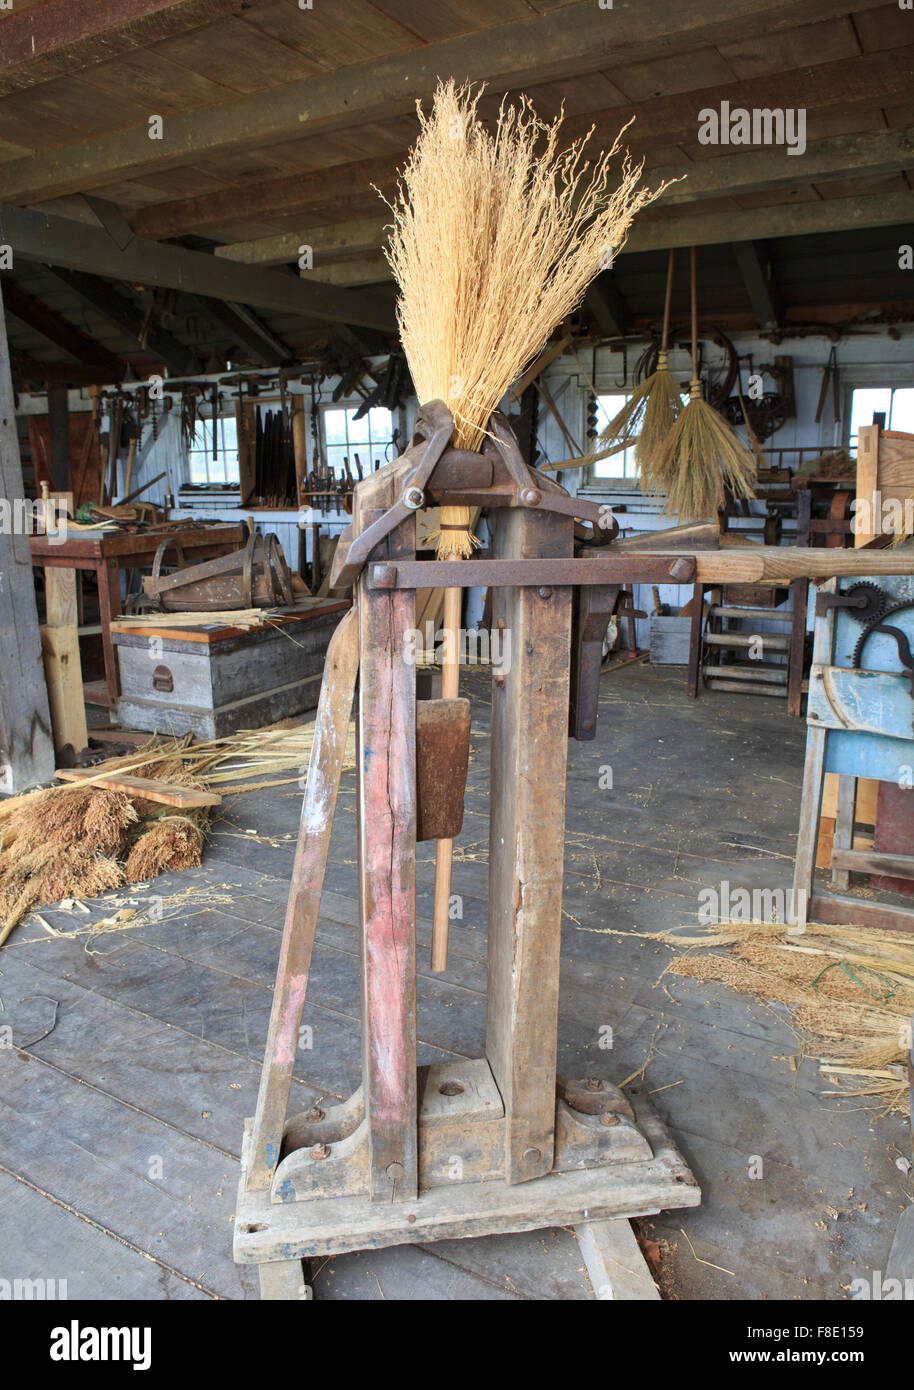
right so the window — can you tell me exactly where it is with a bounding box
[188,415,239,485]
[322,405,394,481]
[591,394,640,480]
[849,387,914,451]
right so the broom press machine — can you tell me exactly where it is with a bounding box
[234,401,707,1298]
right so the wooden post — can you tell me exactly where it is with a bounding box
[235,398,255,503]
[0,279,56,792]
[292,400,309,506]
[41,565,87,758]
[486,505,574,1183]
[356,487,418,1203]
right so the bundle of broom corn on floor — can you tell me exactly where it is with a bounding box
[659,921,914,1114]
[0,720,356,947]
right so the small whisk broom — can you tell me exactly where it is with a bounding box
[655,247,756,521]
[601,248,682,484]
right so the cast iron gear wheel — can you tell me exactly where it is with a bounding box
[851,598,914,671]
[843,581,891,626]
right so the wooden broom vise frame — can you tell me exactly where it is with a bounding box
[234,400,707,1298]
[234,403,914,1296]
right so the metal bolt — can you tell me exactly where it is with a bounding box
[310,1143,331,1160]
[520,487,542,506]
[585,1077,604,1092]
[600,1113,620,1128]
[403,485,424,509]
[304,1106,325,1123]
[407,1214,417,1224]
[538,586,553,600]
[523,1146,542,1163]
[371,564,397,589]
[493,671,506,688]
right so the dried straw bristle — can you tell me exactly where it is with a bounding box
[125,817,204,883]
[654,389,757,521]
[383,80,666,455]
[0,844,123,934]
[4,786,137,856]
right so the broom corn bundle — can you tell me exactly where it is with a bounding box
[383,80,664,970]
[383,79,665,463]
[654,247,756,521]
[601,248,684,491]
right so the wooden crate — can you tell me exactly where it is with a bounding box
[113,602,348,738]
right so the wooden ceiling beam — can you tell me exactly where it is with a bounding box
[585,277,629,338]
[0,0,245,97]
[732,241,784,331]
[625,190,914,253]
[145,113,914,255]
[0,203,396,333]
[215,217,391,268]
[0,0,889,205]
[133,157,397,241]
[567,46,914,155]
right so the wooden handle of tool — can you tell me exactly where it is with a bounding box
[689,246,698,374]
[661,248,675,353]
[430,584,462,973]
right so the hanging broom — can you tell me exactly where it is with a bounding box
[382,80,665,971]
[654,247,756,522]
[600,248,683,488]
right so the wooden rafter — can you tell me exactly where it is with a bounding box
[0,203,395,334]
[1,277,126,376]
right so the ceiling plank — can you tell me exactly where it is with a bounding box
[0,0,245,97]
[0,276,127,375]
[0,0,890,204]
[0,203,395,333]
[732,241,783,330]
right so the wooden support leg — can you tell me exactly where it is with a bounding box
[247,608,359,1190]
[792,581,838,931]
[787,577,808,718]
[487,505,573,1184]
[357,505,418,1203]
[97,556,122,708]
[41,565,88,759]
[686,583,704,698]
[831,774,856,891]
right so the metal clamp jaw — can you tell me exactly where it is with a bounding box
[328,401,618,590]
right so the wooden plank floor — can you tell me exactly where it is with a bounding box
[1,663,910,1299]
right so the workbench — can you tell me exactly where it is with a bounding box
[30,524,246,709]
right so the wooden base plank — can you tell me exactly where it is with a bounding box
[234,1088,700,1264]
